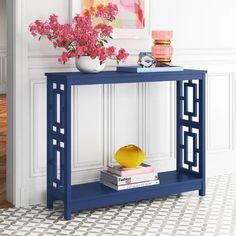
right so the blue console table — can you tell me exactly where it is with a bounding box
[45,69,207,220]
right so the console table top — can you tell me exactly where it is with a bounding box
[45,69,207,85]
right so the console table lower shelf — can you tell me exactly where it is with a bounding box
[50,171,203,214]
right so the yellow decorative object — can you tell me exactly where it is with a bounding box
[115,144,145,168]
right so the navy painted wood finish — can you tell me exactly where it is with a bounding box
[46,69,207,220]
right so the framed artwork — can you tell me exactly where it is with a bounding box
[69,0,150,39]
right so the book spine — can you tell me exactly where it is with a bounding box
[107,167,121,176]
[101,171,158,185]
[101,180,119,190]
[101,179,160,191]
[107,166,154,177]
[100,172,118,185]
[121,167,154,177]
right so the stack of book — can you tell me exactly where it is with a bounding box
[100,163,159,191]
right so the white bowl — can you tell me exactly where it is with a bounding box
[75,56,106,73]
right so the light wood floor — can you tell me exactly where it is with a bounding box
[0,95,13,208]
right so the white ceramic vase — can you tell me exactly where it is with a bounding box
[75,56,106,73]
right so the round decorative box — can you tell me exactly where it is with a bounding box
[115,144,145,168]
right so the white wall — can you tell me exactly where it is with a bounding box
[11,0,236,205]
[153,0,236,49]
[0,0,7,93]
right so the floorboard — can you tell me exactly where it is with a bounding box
[0,95,13,208]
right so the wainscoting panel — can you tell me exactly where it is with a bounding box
[109,83,142,165]
[72,85,106,172]
[30,80,47,177]
[207,73,231,152]
[0,50,6,94]
[232,72,236,151]
[145,82,175,172]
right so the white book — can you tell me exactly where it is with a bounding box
[107,163,154,176]
[100,179,160,191]
[101,170,158,186]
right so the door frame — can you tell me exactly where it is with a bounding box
[6,0,28,206]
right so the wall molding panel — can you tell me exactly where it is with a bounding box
[145,82,174,159]
[232,72,236,151]
[30,80,47,177]
[72,85,106,172]
[108,83,143,166]
[207,73,231,152]
[0,49,7,94]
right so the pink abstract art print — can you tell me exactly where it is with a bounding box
[82,0,145,29]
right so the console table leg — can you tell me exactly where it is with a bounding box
[47,196,53,209]
[176,81,182,172]
[64,82,72,220]
[199,185,206,196]
[199,77,206,196]
[47,81,54,210]
[64,205,72,220]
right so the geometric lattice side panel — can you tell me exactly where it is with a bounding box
[177,80,203,176]
[48,82,66,193]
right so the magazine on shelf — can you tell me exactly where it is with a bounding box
[116,65,184,73]
[107,163,154,177]
[101,179,160,191]
[101,170,158,186]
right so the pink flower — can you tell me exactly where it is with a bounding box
[49,14,58,24]
[75,45,84,57]
[116,48,129,62]
[106,46,116,57]
[29,4,129,64]
[58,52,70,64]
[96,24,113,37]
[29,25,37,36]
[35,20,43,27]
[98,47,107,62]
